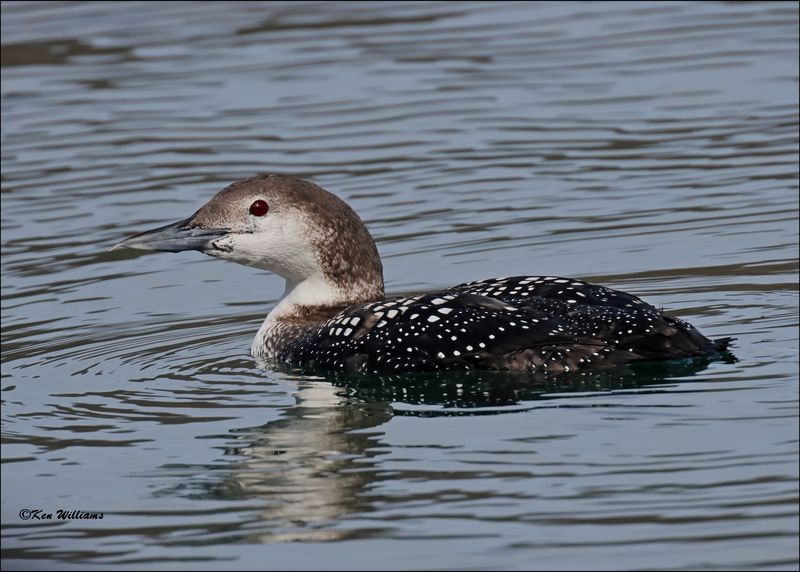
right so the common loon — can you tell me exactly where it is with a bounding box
[114,174,732,374]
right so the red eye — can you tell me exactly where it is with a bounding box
[249,199,269,217]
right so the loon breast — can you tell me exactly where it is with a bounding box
[278,275,731,374]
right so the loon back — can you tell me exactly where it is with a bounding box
[113,174,733,374]
[280,276,732,374]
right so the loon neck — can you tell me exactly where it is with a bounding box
[253,273,384,358]
[274,274,383,319]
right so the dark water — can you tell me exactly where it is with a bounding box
[2,1,798,570]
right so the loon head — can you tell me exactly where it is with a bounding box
[114,174,384,306]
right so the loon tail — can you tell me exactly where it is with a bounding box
[713,337,735,352]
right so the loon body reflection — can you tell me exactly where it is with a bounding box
[114,174,732,374]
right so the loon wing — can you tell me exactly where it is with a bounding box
[449,276,724,361]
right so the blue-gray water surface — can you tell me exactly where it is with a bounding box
[1,1,798,570]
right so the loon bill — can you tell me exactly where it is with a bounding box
[113,174,733,374]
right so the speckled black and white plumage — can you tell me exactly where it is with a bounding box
[279,275,732,374]
[115,174,732,375]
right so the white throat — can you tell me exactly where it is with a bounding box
[274,275,347,317]
[251,275,348,358]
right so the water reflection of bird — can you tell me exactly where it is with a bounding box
[175,364,725,542]
[114,174,733,374]
[215,380,389,542]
